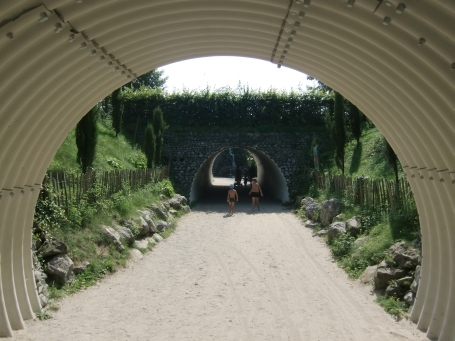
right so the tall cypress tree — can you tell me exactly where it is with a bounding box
[144,123,156,168]
[349,102,361,144]
[76,105,99,173]
[334,92,346,174]
[112,88,122,137]
[152,106,166,165]
[384,137,399,186]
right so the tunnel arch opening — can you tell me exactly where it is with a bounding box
[0,1,453,339]
[189,147,290,204]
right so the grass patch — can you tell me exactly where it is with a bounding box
[321,127,403,181]
[48,120,146,173]
[340,222,395,278]
[35,311,53,321]
[376,295,409,319]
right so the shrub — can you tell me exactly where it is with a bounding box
[329,233,355,258]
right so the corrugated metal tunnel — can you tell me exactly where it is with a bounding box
[0,0,453,339]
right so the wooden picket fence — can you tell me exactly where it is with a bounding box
[41,167,168,210]
[313,171,414,213]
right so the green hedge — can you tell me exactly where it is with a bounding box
[120,88,332,136]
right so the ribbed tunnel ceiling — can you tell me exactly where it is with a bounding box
[0,0,454,339]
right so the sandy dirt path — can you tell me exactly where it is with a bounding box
[12,200,427,341]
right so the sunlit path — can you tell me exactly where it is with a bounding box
[12,203,427,341]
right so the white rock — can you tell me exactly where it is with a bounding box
[130,249,143,261]
[134,240,149,249]
[152,234,164,243]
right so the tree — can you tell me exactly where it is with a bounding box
[349,102,361,144]
[383,137,399,186]
[333,91,346,174]
[144,123,156,168]
[152,106,167,165]
[127,69,168,90]
[112,88,122,137]
[76,105,99,173]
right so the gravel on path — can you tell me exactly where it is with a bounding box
[12,201,428,341]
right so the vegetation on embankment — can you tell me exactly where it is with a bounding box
[48,119,147,173]
[36,179,179,301]
[319,126,404,181]
[299,126,419,319]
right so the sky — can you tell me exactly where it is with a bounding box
[158,56,316,93]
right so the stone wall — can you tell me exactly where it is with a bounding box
[163,132,319,200]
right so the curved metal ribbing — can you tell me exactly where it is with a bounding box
[0,0,453,339]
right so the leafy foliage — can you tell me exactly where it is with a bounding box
[125,69,168,90]
[76,105,99,173]
[349,103,361,144]
[111,88,122,137]
[144,123,156,168]
[329,233,355,258]
[120,87,333,144]
[152,107,167,165]
[333,92,346,174]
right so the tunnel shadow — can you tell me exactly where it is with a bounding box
[193,180,286,215]
[189,146,290,205]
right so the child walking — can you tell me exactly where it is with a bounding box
[227,184,238,216]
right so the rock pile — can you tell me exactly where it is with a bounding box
[300,196,421,308]
[32,194,190,308]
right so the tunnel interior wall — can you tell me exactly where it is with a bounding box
[189,147,290,203]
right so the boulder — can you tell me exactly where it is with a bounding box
[345,216,361,237]
[138,216,150,236]
[301,197,319,221]
[45,254,74,284]
[301,197,315,207]
[130,249,143,261]
[396,276,414,288]
[404,291,415,306]
[73,262,89,275]
[410,265,421,293]
[359,265,377,284]
[144,215,157,233]
[151,204,168,220]
[169,209,178,216]
[385,283,402,298]
[114,225,135,244]
[312,229,328,237]
[156,220,168,232]
[171,194,187,206]
[332,214,346,223]
[102,226,125,251]
[134,239,149,249]
[374,261,408,290]
[146,237,157,246]
[304,220,318,229]
[39,294,48,308]
[39,238,68,258]
[182,205,191,213]
[327,222,346,242]
[152,234,164,243]
[388,241,419,269]
[161,201,171,212]
[320,199,342,226]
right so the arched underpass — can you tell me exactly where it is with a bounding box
[0,1,453,339]
[190,147,290,204]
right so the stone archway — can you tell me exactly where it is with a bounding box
[189,146,290,203]
[0,1,453,338]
